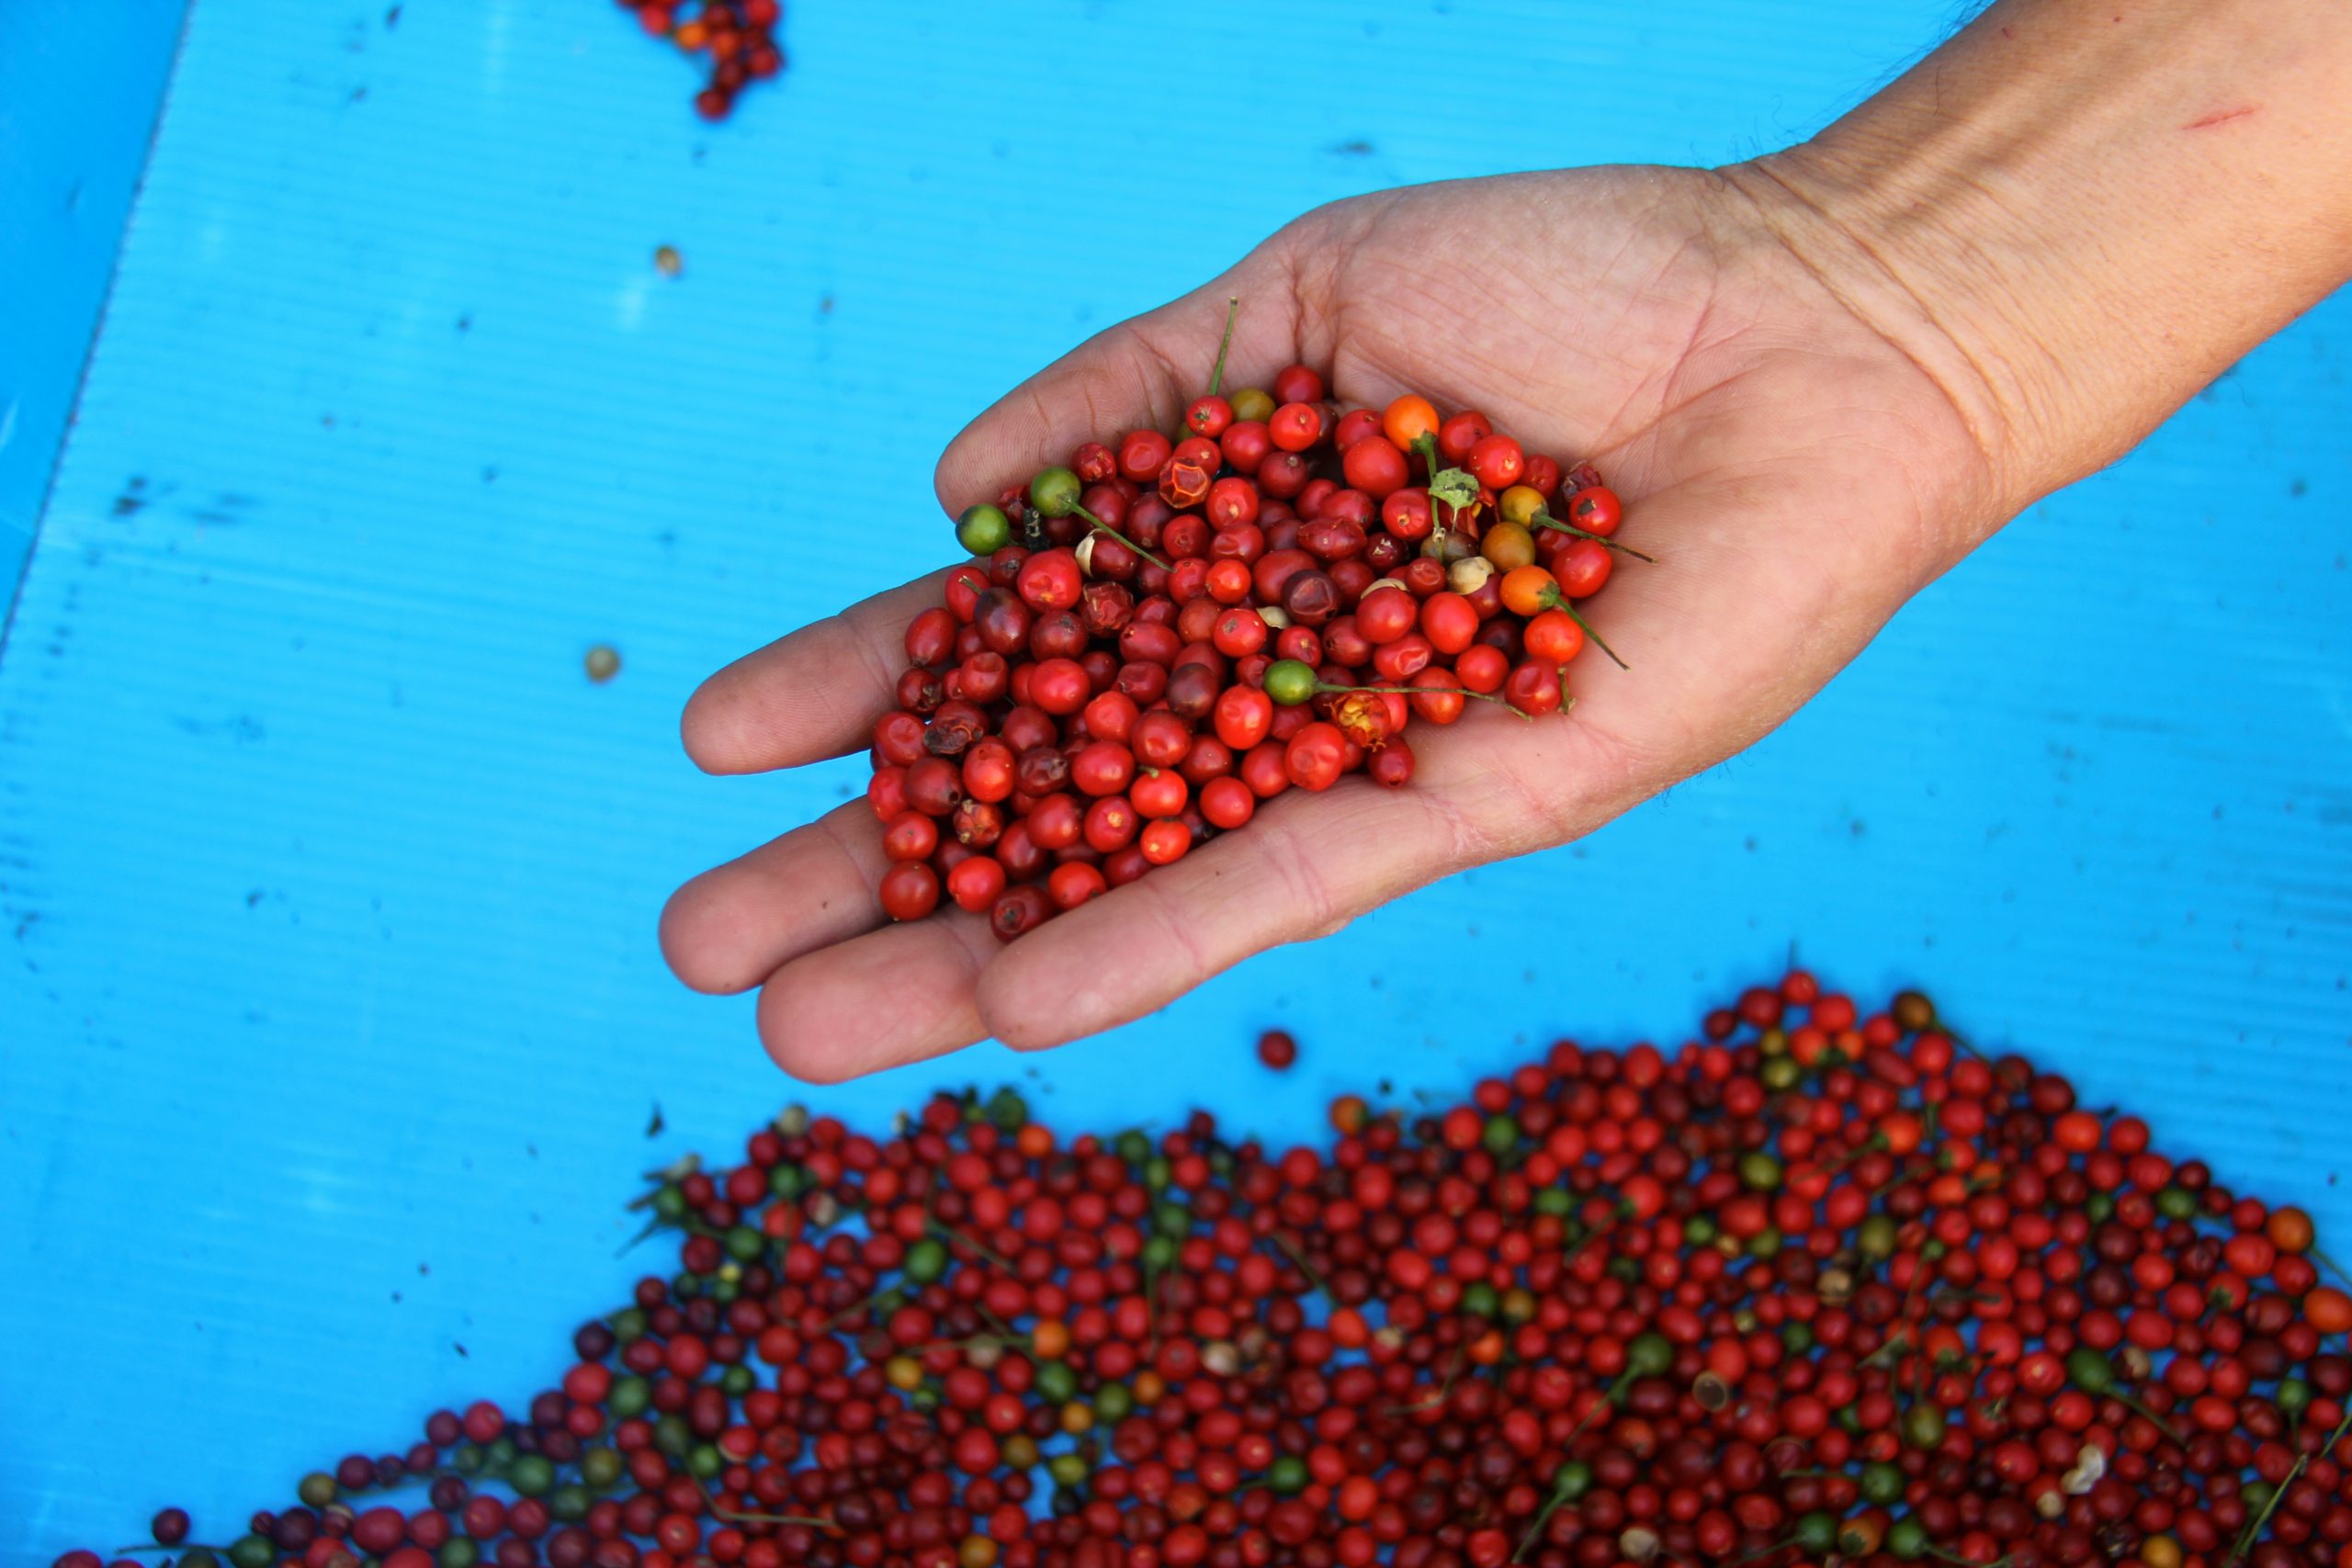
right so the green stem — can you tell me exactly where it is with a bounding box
[929,1219,1016,1271]
[615,1214,666,1258]
[1411,432,1443,482]
[1514,1355,1640,1568]
[2310,1246,2352,1289]
[1385,1343,1467,1417]
[1940,1029,1995,1064]
[638,1153,702,1185]
[1266,1231,1328,1298]
[1531,513,1657,563]
[1511,1494,1568,1562]
[1411,434,1451,557]
[1312,678,1532,719]
[2113,1390,2185,1446]
[1813,1133,1889,1179]
[820,1288,881,1330]
[1069,501,1170,571]
[1566,1371,1637,1437]
[2226,1405,2352,1566]
[1209,297,1239,398]
[1563,1200,1633,1265]
[1544,592,1628,670]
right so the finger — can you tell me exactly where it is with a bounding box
[681,567,960,775]
[933,250,1306,513]
[755,914,998,1083]
[973,771,1484,1051]
[659,801,889,996]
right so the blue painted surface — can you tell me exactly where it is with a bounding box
[2,0,2348,1555]
[0,0,190,595]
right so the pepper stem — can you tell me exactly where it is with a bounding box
[1510,1366,1645,1561]
[1209,297,1240,398]
[1511,1469,1589,1563]
[694,1472,842,1534]
[1068,501,1171,571]
[1811,1133,1890,1181]
[1311,678,1531,720]
[1531,512,1657,562]
[1411,431,1443,481]
[1411,433,1451,558]
[929,1218,1016,1271]
[2309,1245,2352,1288]
[615,1213,666,1257]
[820,1288,883,1330]
[2227,1405,2352,1565]
[1385,1342,1467,1417]
[2113,1390,2186,1446]
[1266,1230,1329,1298]
[1545,592,1628,670]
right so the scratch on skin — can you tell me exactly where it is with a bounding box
[2184,106,2258,131]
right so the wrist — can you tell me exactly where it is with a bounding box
[1727,0,2352,525]
[1718,144,2054,533]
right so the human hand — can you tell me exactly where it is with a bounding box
[664,0,2352,1081]
[660,162,2015,1079]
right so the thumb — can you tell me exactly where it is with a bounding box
[932,245,1306,515]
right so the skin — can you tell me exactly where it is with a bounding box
[662,0,2352,1082]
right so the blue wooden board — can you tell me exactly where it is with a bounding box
[3,0,2348,1556]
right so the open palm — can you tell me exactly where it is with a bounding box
[662,164,2001,1080]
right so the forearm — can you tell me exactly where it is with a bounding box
[1726,0,2352,521]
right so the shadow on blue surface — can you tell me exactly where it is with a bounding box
[1,0,2346,1553]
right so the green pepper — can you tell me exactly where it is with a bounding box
[957,504,1012,556]
[1794,1513,1838,1555]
